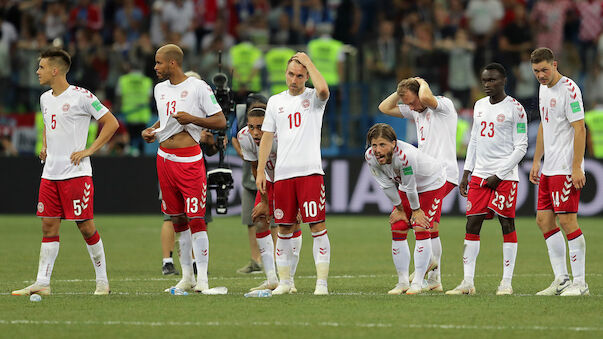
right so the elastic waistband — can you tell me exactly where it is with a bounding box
[158,145,203,163]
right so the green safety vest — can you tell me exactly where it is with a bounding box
[585,110,603,158]
[307,37,343,86]
[36,111,97,155]
[117,72,152,124]
[456,118,470,157]
[230,42,262,92]
[265,47,295,95]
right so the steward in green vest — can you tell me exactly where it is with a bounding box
[117,70,153,125]
[230,41,263,93]
[585,109,603,158]
[307,37,343,87]
[265,47,295,95]
[456,117,471,157]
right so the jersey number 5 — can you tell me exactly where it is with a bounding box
[480,121,494,137]
[288,112,301,129]
[541,107,549,123]
[51,114,56,129]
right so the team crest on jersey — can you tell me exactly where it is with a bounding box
[274,208,284,219]
[466,201,472,211]
[302,99,310,108]
[62,103,70,112]
[181,90,188,98]
[550,98,556,107]
[37,202,44,213]
[497,114,505,123]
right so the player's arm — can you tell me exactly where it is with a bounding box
[530,122,544,184]
[415,77,438,109]
[461,112,479,196]
[40,123,47,162]
[250,160,270,220]
[173,110,227,130]
[142,120,160,143]
[570,119,586,189]
[367,160,407,224]
[231,136,243,159]
[256,131,274,194]
[200,130,219,156]
[492,106,528,187]
[378,91,403,117]
[293,52,329,101]
[71,112,119,165]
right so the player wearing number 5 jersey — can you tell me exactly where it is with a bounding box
[12,48,119,297]
[142,44,226,293]
[256,52,331,295]
[530,48,589,296]
[446,63,527,296]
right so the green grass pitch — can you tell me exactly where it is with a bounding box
[1,215,601,338]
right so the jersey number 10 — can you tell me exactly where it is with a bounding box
[288,112,301,129]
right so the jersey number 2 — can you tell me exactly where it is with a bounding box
[288,112,301,129]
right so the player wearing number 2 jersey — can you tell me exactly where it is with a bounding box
[12,48,119,297]
[378,77,458,291]
[142,44,226,293]
[256,52,331,295]
[446,63,527,296]
[530,48,589,296]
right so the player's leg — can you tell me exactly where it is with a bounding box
[161,215,178,275]
[273,224,295,294]
[389,216,411,295]
[289,223,302,293]
[426,181,455,289]
[250,186,278,291]
[558,213,588,296]
[238,187,262,274]
[272,178,299,295]
[446,215,484,295]
[76,219,109,295]
[169,214,196,290]
[497,216,517,295]
[406,225,432,294]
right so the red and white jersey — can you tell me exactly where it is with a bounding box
[40,86,109,180]
[398,96,459,185]
[262,88,327,181]
[154,77,222,144]
[539,76,585,175]
[237,126,278,182]
[366,140,446,209]
[465,96,528,181]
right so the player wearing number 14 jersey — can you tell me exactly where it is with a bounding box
[12,48,119,297]
[256,52,331,295]
[446,63,527,296]
[530,48,588,296]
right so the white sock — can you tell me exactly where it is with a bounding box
[192,231,209,285]
[275,233,292,284]
[177,229,194,279]
[463,238,480,285]
[290,233,302,284]
[568,233,586,284]
[162,257,173,265]
[429,234,442,282]
[257,233,277,283]
[36,241,59,286]
[545,230,568,279]
[392,239,410,285]
[502,242,518,282]
[412,235,432,286]
[86,238,108,283]
[312,230,330,284]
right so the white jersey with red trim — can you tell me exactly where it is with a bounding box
[539,76,585,175]
[40,85,109,180]
[465,96,528,181]
[154,77,222,144]
[237,126,278,182]
[262,88,327,181]
[398,96,459,185]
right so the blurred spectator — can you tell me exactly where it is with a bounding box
[150,0,167,47]
[465,0,503,74]
[201,16,235,53]
[575,0,603,82]
[115,0,144,42]
[530,0,572,55]
[270,10,303,45]
[68,0,103,33]
[0,14,17,112]
[0,115,17,156]
[498,3,531,95]
[161,0,197,50]
[333,0,361,45]
[16,28,46,112]
[364,20,397,111]
[129,32,156,80]
[229,40,263,102]
[44,1,68,42]
[198,36,229,83]
[439,28,477,109]
[403,22,438,90]
[514,51,538,117]
[265,46,295,95]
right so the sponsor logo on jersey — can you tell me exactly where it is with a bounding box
[160,94,165,100]
[550,98,556,107]
[402,166,413,175]
[517,122,526,133]
[181,90,188,98]
[274,208,284,219]
[62,103,70,112]
[37,202,44,213]
[570,101,581,113]
[497,114,505,123]
[278,107,284,114]
[302,99,310,108]
[477,111,482,117]
[91,100,103,112]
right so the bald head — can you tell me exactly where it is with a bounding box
[157,44,184,66]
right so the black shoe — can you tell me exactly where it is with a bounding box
[162,262,179,275]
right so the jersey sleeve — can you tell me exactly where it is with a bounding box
[396,146,420,210]
[495,101,528,179]
[564,82,585,123]
[397,104,415,119]
[80,90,109,120]
[433,96,456,117]
[312,88,328,111]
[365,149,402,206]
[262,98,277,133]
[237,130,257,162]
[464,108,479,172]
[198,81,222,117]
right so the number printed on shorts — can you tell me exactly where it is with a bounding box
[73,199,82,216]
[288,112,301,129]
[491,192,505,210]
[186,197,199,213]
[303,201,318,217]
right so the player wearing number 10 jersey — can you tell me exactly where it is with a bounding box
[256,52,331,295]
[446,63,527,296]
[12,48,119,297]
[530,48,588,296]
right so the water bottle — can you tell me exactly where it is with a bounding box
[169,287,189,296]
[244,289,272,298]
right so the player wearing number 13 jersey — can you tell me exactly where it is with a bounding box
[447,64,527,296]
[142,44,226,293]
[12,48,119,297]
[530,48,588,296]
[256,52,330,295]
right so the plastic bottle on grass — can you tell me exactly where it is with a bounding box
[169,287,189,296]
[244,289,272,298]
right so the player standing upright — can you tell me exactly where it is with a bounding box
[12,48,119,296]
[378,78,458,290]
[529,47,589,296]
[142,44,226,292]
[446,63,528,296]
[256,52,331,295]
[365,123,446,295]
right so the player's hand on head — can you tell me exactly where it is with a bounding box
[173,111,194,125]
[529,162,540,184]
[571,169,586,189]
[292,52,311,67]
[70,149,91,166]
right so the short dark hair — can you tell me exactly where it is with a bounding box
[483,63,506,78]
[531,47,555,64]
[247,102,267,118]
[40,48,71,72]
[367,123,397,145]
[397,78,420,96]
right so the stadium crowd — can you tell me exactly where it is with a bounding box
[1,0,603,157]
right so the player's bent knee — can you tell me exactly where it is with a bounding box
[76,219,96,238]
[309,221,326,232]
[391,220,409,232]
[558,213,579,233]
